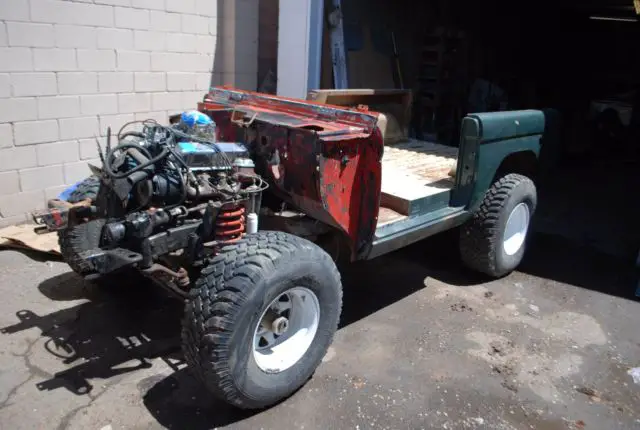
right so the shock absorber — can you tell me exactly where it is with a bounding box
[215,204,246,245]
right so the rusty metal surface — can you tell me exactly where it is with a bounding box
[198,86,385,257]
[32,199,93,233]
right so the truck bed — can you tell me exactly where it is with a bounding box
[379,139,458,219]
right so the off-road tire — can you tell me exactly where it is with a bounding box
[57,176,103,276]
[459,173,537,277]
[182,231,343,409]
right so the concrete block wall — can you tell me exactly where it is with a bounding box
[0,0,259,227]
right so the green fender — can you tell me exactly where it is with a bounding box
[453,110,545,212]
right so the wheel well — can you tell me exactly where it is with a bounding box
[494,150,538,182]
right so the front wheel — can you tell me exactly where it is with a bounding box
[459,173,537,277]
[181,231,343,409]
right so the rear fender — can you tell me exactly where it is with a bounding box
[464,110,545,211]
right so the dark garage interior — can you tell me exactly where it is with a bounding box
[319,0,640,268]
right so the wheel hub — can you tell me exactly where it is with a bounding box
[272,316,289,335]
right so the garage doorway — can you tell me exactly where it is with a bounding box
[317,0,640,276]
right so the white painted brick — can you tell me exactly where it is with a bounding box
[98,113,135,133]
[195,0,217,17]
[14,120,59,145]
[80,94,118,115]
[0,74,8,97]
[115,7,150,30]
[134,30,166,51]
[95,0,131,6]
[0,48,33,72]
[196,72,212,91]
[193,54,213,72]
[59,116,100,139]
[181,91,203,110]
[134,72,165,92]
[55,25,97,49]
[118,92,151,113]
[151,52,211,72]
[31,0,114,27]
[151,52,180,72]
[0,98,38,122]
[0,147,37,172]
[117,50,150,71]
[134,110,167,123]
[45,185,69,201]
[78,49,116,72]
[7,22,55,47]
[0,171,20,195]
[97,28,134,50]
[63,160,93,183]
[166,33,197,53]
[150,10,181,32]
[181,14,209,34]
[37,95,81,119]
[98,72,134,93]
[166,0,196,14]
[33,48,76,72]
[58,72,98,95]
[151,92,182,111]
[195,35,215,54]
[0,23,6,47]
[19,165,64,191]
[79,138,100,160]
[29,0,73,24]
[0,190,45,217]
[167,72,196,91]
[0,214,28,228]
[0,124,12,148]
[71,2,115,27]
[10,73,56,97]
[36,141,80,166]
[0,0,30,21]
[132,0,164,10]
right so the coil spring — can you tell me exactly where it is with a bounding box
[215,205,245,245]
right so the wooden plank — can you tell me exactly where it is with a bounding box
[380,139,457,215]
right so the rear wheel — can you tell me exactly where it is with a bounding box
[57,176,136,288]
[459,173,537,277]
[57,176,103,276]
[182,231,343,409]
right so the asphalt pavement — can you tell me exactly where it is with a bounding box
[0,231,639,430]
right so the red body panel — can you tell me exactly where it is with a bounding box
[198,87,384,256]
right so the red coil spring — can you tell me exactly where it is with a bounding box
[215,205,245,245]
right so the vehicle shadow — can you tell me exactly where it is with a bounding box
[1,270,266,428]
[1,227,636,429]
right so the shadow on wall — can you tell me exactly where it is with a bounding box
[206,0,268,92]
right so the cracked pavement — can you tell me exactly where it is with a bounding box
[0,231,639,429]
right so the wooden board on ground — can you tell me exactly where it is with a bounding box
[0,225,60,256]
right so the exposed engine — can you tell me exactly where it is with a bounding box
[79,110,268,285]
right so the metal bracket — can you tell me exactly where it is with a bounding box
[79,248,143,278]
